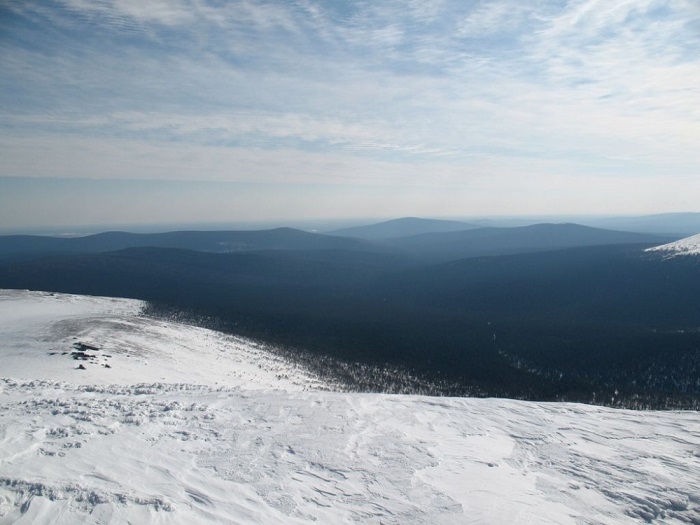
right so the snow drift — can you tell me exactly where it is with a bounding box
[0,290,698,524]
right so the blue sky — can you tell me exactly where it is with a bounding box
[1,0,699,229]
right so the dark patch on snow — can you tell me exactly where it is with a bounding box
[71,351,96,361]
[65,341,114,369]
[73,342,100,352]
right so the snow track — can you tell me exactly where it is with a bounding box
[1,290,699,524]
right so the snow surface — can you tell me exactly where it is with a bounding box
[1,289,699,524]
[645,233,700,258]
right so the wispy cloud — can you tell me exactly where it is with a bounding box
[61,0,195,26]
[457,1,534,37]
[1,0,699,225]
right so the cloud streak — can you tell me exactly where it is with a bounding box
[1,0,699,225]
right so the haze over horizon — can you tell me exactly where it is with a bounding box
[1,0,699,229]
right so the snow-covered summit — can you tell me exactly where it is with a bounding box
[645,233,700,257]
[1,290,699,524]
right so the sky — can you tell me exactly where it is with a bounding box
[1,0,699,230]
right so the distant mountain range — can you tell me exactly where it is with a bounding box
[328,217,477,239]
[381,223,672,263]
[0,228,382,264]
[1,220,698,407]
[0,222,676,265]
[327,213,700,238]
[586,212,700,237]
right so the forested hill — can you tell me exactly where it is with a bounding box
[0,224,698,408]
[328,217,477,239]
[0,222,674,265]
[0,228,386,263]
[381,223,674,262]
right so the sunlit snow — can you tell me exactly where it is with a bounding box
[1,290,698,524]
[646,233,700,258]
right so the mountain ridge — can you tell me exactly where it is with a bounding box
[0,227,386,263]
[382,222,674,262]
[327,217,477,239]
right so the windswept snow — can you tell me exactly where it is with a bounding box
[645,233,700,258]
[0,290,327,391]
[1,290,699,524]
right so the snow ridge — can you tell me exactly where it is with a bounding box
[645,233,700,258]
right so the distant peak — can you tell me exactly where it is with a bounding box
[328,217,475,239]
[645,233,700,257]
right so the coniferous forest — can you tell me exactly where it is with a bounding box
[1,223,698,409]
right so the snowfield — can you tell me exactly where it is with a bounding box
[646,233,700,258]
[1,290,699,524]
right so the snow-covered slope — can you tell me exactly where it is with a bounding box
[645,233,700,258]
[1,290,699,524]
[0,290,326,391]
